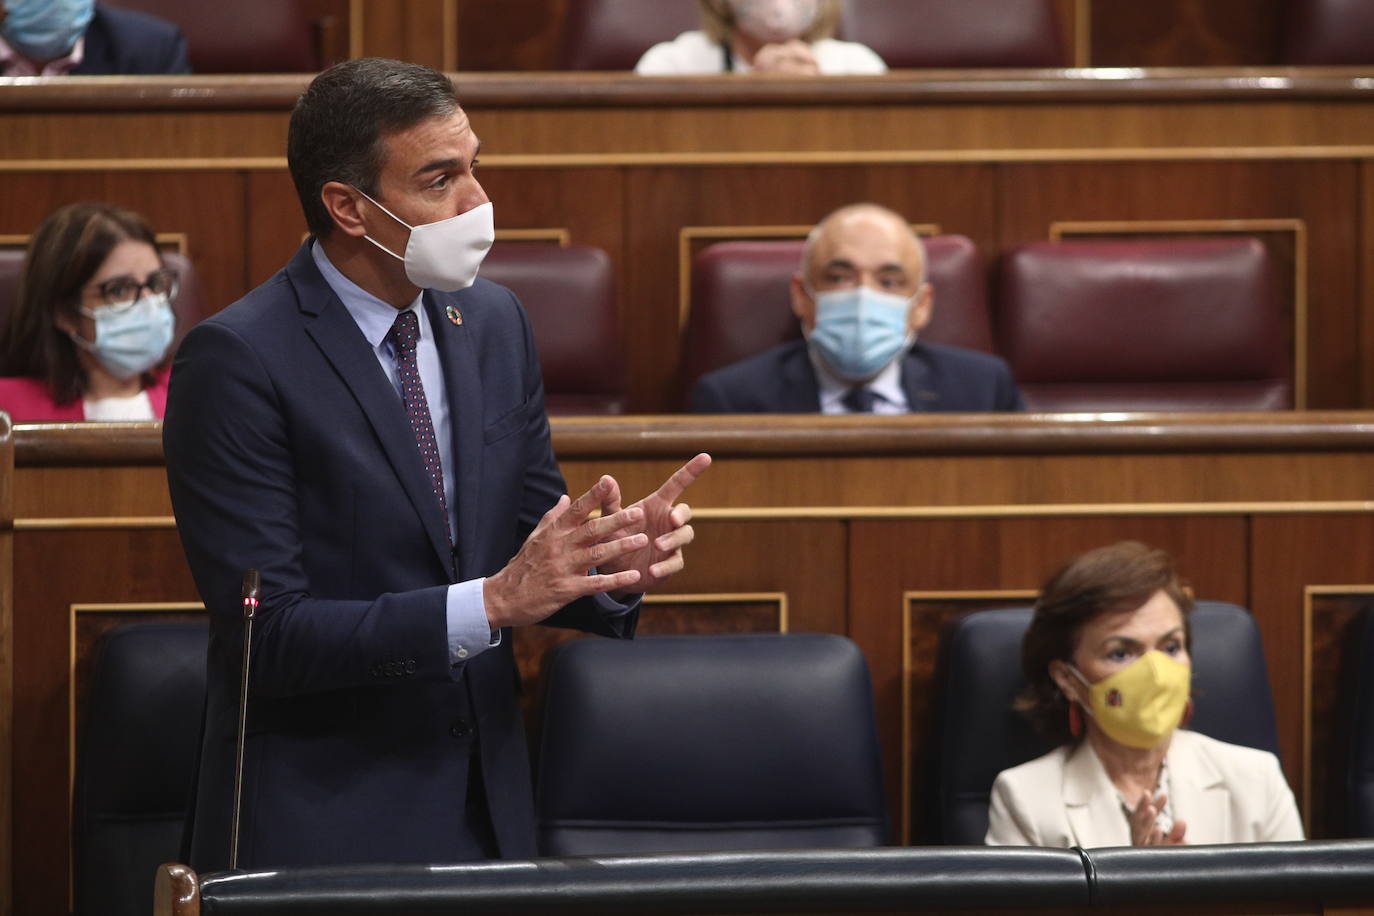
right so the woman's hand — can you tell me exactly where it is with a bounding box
[1129,790,1188,845]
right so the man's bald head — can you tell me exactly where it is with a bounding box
[801,203,927,287]
[790,202,934,337]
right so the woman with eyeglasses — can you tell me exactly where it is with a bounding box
[0,202,178,420]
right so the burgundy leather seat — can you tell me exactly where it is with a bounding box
[559,0,703,70]
[1280,0,1374,64]
[680,234,993,400]
[997,238,1291,412]
[0,248,208,358]
[838,0,1065,68]
[480,243,625,415]
[101,0,320,72]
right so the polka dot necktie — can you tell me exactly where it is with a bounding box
[842,386,878,413]
[387,309,450,537]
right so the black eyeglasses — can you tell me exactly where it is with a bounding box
[88,268,179,307]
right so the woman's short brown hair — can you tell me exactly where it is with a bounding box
[1015,541,1193,746]
[698,0,842,44]
[0,202,160,405]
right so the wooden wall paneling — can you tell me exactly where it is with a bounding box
[356,0,453,69]
[849,514,1249,843]
[1362,161,1374,409]
[1088,0,1284,66]
[246,170,312,295]
[1249,515,1374,840]
[0,171,250,331]
[0,109,294,162]
[1304,590,1374,840]
[622,162,999,412]
[297,0,354,68]
[473,165,627,355]
[996,160,1362,409]
[0,418,11,916]
[11,528,200,916]
[455,0,567,71]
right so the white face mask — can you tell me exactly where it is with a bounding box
[728,0,821,44]
[355,191,494,292]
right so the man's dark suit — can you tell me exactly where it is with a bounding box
[163,242,635,871]
[690,338,1025,413]
[72,5,190,75]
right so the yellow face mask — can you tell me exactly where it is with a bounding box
[1069,650,1191,749]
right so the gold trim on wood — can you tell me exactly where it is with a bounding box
[676,223,941,330]
[0,232,187,256]
[10,146,1374,174]
[0,157,288,172]
[495,228,571,245]
[642,590,789,633]
[15,501,1374,532]
[1048,219,1309,408]
[901,589,1038,844]
[1074,0,1091,68]
[15,516,177,530]
[1301,584,1374,839]
[691,501,1374,521]
[349,0,364,60]
[442,0,459,72]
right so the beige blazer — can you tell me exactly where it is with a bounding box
[985,730,1304,847]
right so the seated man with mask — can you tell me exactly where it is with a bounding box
[0,0,189,76]
[690,203,1025,414]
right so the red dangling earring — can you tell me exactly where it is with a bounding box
[1068,701,1083,738]
[1181,698,1194,728]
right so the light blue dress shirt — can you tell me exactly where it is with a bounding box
[311,242,634,666]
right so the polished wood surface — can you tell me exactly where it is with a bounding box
[5,71,1374,412]
[0,416,11,916]
[5,414,1374,913]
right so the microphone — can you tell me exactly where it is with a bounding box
[229,569,260,870]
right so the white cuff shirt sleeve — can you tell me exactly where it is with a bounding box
[445,578,500,665]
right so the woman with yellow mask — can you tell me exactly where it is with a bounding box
[985,541,1303,847]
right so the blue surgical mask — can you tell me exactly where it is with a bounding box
[70,293,175,380]
[2,0,94,62]
[806,285,915,381]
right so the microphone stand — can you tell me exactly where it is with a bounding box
[229,569,260,870]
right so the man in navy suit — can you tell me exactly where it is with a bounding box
[690,203,1024,414]
[0,1,189,75]
[164,58,708,871]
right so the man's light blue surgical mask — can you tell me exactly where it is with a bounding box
[2,0,93,62]
[70,292,175,380]
[805,284,915,381]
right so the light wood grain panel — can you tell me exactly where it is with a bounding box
[10,529,199,916]
[0,420,11,916]
[1249,515,1374,835]
[0,170,249,330]
[998,160,1360,408]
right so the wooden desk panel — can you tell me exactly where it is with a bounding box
[4,73,1374,411]
[6,413,1374,916]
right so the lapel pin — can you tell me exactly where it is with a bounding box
[445,304,463,326]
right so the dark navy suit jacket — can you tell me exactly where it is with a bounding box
[164,242,634,871]
[72,5,190,75]
[690,339,1025,413]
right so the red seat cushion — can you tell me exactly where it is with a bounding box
[560,0,703,70]
[838,0,1065,68]
[480,243,625,415]
[997,238,1291,411]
